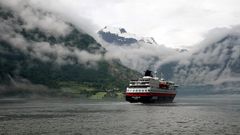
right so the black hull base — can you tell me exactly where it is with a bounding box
[126,96,175,103]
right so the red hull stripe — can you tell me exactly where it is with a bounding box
[125,93,176,97]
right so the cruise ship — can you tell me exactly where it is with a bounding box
[125,70,178,103]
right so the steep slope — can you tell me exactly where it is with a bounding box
[174,35,240,84]
[170,26,240,93]
[0,6,140,97]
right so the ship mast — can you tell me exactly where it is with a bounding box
[153,71,159,80]
[160,72,165,81]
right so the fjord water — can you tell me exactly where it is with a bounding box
[0,95,240,135]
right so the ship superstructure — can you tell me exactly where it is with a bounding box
[125,70,177,103]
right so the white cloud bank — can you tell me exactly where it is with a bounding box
[101,41,182,72]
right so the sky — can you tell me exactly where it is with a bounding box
[20,0,240,48]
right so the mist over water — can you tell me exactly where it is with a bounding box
[0,95,239,135]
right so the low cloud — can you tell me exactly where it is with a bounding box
[1,32,103,66]
[0,0,73,37]
[0,2,103,67]
[0,75,50,97]
[101,40,180,72]
[172,25,240,85]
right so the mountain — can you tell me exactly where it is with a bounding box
[98,26,158,45]
[174,35,240,84]
[0,5,140,97]
[168,28,240,93]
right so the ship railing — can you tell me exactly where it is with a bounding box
[128,85,150,88]
[129,83,150,86]
[130,80,150,82]
[130,81,150,85]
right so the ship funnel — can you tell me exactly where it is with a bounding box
[144,70,153,77]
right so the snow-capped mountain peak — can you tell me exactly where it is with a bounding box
[98,26,158,45]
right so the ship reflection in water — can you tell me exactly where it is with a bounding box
[0,95,240,134]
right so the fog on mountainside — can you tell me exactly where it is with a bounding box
[170,26,240,94]
[0,2,140,97]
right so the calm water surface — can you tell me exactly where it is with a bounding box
[0,95,240,135]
